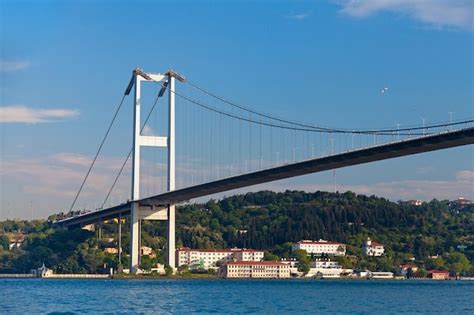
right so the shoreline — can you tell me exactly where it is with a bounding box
[1,274,472,281]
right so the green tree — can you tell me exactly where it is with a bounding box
[445,252,471,276]
[263,251,280,261]
[416,268,428,278]
[178,264,189,274]
[294,249,310,274]
[140,256,156,271]
[0,235,9,250]
[164,265,174,276]
[425,257,446,270]
[335,256,353,269]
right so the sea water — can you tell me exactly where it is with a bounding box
[1,279,473,314]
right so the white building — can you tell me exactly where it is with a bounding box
[306,259,345,278]
[220,261,290,278]
[30,263,53,278]
[176,248,264,270]
[370,271,394,279]
[362,238,385,256]
[310,259,342,269]
[292,240,346,256]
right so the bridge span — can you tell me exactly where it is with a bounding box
[57,126,474,228]
[56,68,474,272]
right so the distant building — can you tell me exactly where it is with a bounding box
[370,271,394,279]
[354,270,370,278]
[220,261,290,278]
[140,246,155,258]
[310,259,341,269]
[452,197,473,206]
[406,200,423,206]
[280,258,300,276]
[308,259,345,278]
[428,270,449,280]
[104,247,119,254]
[362,238,385,256]
[292,240,346,256]
[5,232,25,250]
[30,263,53,278]
[150,263,165,275]
[449,197,473,211]
[176,248,264,270]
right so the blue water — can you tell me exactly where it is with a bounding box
[1,279,473,314]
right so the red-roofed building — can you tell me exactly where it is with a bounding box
[292,240,346,256]
[176,247,264,270]
[220,261,290,278]
[362,238,385,256]
[428,270,450,280]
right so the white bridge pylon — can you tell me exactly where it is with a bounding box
[128,68,185,273]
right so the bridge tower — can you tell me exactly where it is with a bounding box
[129,68,184,273]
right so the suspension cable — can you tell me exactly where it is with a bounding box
[163,81,465,136]
[186,79,473,134]
[69,93,128,213]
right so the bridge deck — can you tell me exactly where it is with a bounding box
[56,127,474,228]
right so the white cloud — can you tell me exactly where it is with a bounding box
[52,153,93,167]
[0,153,133,213]
[0,60,30,72]
[456,169,474,181]
[285,11,312,20]
[337,0,473,30]
[0,105,79,123]
[142,124,155,136]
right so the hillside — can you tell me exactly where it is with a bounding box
[1,190,472,274]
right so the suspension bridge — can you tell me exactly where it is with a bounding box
[55,68,474,273]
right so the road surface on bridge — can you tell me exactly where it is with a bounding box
[56,127,474,228]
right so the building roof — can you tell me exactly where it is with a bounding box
[296,240,344,245]
[428,270,449,274]
[176,247,262,253]
[225,261,287,266]
[367,241,384,247]
[399,264,417,269]
[452,197,472,204]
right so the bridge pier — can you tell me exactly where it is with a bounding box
[167,205,176,270]
[128,68,181,273]
[130,202,140,272]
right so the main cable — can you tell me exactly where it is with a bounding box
[165,82,445,136]
[186,79,473,134]
[69,93,128,213]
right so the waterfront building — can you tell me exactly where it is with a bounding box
[370,271,394,279]
[292,240,346,256]
[220,261,290,278]
[310,259,341,269]
[30,263,53,278]
[176,247,264,270]
[307,259,345,278]
[362,238,385,256]
[150,263,166,275]
[354,270,370,278]
[280,258,300,276]
[428,270,450,280]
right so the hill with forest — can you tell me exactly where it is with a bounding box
[1,190,472,275]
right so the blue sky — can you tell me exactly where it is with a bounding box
[1,0,473,219]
